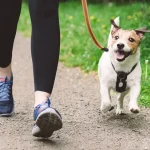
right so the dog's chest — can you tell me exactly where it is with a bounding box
[99,53,141,93]
[108,71,137,92]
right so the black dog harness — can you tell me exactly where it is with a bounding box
[111,62,138,93]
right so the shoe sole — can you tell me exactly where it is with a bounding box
[33,108,62,138]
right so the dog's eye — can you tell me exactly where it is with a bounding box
[129,38,135,42]
[114,36,119,40]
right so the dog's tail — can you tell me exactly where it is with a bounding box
[108,17,120,48]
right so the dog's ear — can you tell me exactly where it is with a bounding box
[134,27,150,40]
[110,19,121,35]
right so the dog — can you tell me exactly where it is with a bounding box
[98,17,150,115]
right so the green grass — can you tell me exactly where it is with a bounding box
[18,1,150,107]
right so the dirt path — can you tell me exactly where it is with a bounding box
[0,34,150,150]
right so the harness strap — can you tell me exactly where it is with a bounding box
[111,62,138,93]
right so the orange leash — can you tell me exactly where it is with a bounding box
[81,0,108,52]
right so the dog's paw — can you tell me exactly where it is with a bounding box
[100,102,112,114]
[116,108,124,115]
[129,106,140,113]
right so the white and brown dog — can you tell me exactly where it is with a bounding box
[98,17,150,115]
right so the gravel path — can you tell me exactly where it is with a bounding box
[0,33,150,150]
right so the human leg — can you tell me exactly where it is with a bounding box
[0,0,22,116]
[29,0,62,137]
[29,0,60,98]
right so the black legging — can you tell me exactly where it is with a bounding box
[0,0,60,94]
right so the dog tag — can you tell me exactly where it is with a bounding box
[119,82,123,87]
[116,71,127,93]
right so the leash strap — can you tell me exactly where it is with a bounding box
[111,62,138,93]
[81,0,108,52]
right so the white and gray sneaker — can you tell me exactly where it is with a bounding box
[32,98,62,138]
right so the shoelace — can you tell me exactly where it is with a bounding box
[35,99,51,110]
[0,78,12,100]
[34,99,51,121]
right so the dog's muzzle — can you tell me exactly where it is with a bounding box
[114,49,131,62]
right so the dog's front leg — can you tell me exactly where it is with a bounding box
[116,92,128,115]
[100,86,112,113]
[129,84,140,113]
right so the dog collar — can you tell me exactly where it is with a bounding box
[111,62,138,93]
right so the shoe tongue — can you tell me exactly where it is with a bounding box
[0,77,8,82]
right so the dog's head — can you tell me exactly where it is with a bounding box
[109,19,150,62]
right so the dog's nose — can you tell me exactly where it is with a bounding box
[117,43,124,49]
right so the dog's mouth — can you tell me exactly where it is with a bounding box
[114,50,131,62]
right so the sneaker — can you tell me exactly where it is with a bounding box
[0,76,14,116]
[32,98,63,138]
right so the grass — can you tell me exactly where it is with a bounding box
[18,1,150,107]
